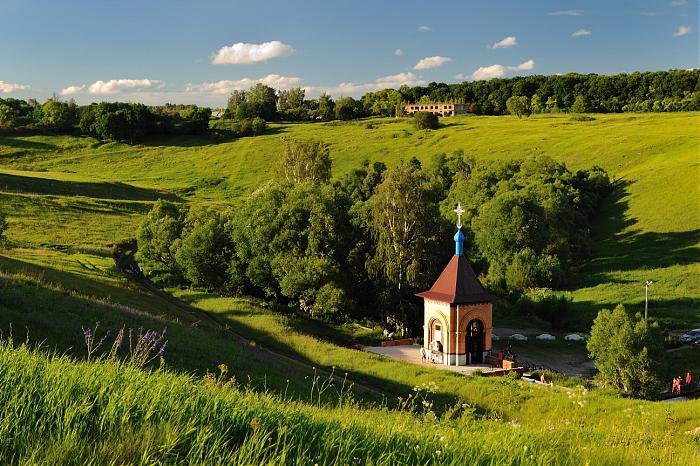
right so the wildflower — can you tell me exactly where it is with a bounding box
[250,418,261,429]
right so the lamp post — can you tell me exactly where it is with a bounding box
[644,280,653,321]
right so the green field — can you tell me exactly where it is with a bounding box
[0,112,699,463]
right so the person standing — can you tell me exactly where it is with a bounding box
[686,371,692,387]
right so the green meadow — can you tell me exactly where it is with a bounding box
[0,112,698,463]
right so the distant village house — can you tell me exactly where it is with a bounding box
[404,102,470,117]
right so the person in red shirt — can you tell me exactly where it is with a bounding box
[686,371,692,386]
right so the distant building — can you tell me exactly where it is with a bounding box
[404,102,470,116]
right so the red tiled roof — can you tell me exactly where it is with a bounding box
[416,254,494,304]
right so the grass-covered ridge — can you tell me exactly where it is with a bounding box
[1,339,698,465]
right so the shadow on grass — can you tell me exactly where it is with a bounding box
[210,305,475,413]
[0,254,188,321]
[139,126,288,148]
[0,272,324,401]
[0,135,61,152]
[569,297,700,331]
[578,183,699,281]
[0,172,181,202]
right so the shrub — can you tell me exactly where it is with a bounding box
[0,212,7,240]
[506,96,531,118]
[311,283,348,319]
[251,117,267,135]
[412,112,439,130]
[234,118,253,137]
[570,115,596,122]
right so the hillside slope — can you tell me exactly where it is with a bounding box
[1,112,697,327]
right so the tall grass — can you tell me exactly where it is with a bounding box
[0,340,697,465]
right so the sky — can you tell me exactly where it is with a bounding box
[1,0,697,107]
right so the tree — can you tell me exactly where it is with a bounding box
[506,95,531,118]
[180,105,212,133]
[335,96,361,120]
[570,94,592,113]
[227,182,352,316]
[278,87,305,111]
[413,111,439,129]
[530,94,544,114]
[0,103,14,128]
[587,305,665,399]
[175,208,232,290]
[317,93,335,121]
[472,190,549,288]
[276,139,331,184]
[39,99,76,131]
[247,83,277,120]
[225,90,246,119]
[368,164,443,327]
[136,200,185,270]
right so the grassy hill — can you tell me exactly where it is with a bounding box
[0,112,699,463]
[1,112,697,328]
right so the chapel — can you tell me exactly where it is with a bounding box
[416,203,494,365]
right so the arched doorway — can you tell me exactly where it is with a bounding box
[466,319,484,364]
[429,319,444,353]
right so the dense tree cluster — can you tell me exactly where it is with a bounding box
[441,154,611,292]
[137,140,611,330]
[0,98,215,143]
[398,70,700,116]
[223,69,699,122]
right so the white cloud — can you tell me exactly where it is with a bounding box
[211,40,294,65]
[0,80,28,93]
[548,10,583,16]
[414,56,452,70]
[572,29,592,37]
[514,59,535,71]
[395,48,403,56]
[639,11,659,16]
[470,59,535,81]
[375,72,426,88]
[671,0,687,6]
[491,36,517,49]
[471,64,507,80]
[455,73,468,81]
[418,25,430,31]
[60,85,85,96]
[185,74,302,95]
[88,79,165,94]
[673,25,692,36]
[310,72,426,97]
